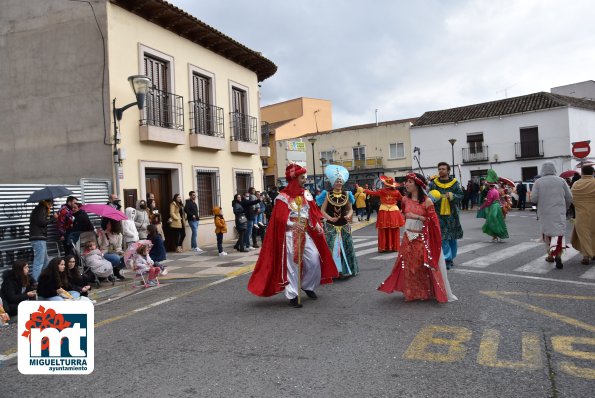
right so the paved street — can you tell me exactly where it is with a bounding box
[1,210,594,397]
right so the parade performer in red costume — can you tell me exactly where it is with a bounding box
[248,164,338,308]
[378,173,457,303]
[364,176,405,252]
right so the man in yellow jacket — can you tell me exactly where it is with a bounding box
[354,186,367,221]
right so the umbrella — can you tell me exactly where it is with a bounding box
[498,177,515,187]
[559,170,579,179]
[123,240,153,265]
[80,204,127,221]
[25,186,73,203]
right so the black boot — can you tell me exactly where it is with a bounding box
[252,238,259,248]
[555,256,563,269]
[113,267,126,280]
[288,298,302,308]
[304,290,317,300]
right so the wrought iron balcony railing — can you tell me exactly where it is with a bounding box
[230,111,258,143]
[515,140,544,159]
[141,88,184,130]
[189,100,224,137]
[462,146,489,163]
[261,121,270,147]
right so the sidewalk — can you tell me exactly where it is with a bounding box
[86,217,377,302]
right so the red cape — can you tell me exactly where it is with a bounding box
[247,192,338,297]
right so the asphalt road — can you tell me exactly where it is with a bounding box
[1,210,594,397]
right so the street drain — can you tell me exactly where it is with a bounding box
[217,262,244,267]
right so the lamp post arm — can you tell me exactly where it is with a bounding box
[114,101,139,121]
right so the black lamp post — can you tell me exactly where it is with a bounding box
[112,75,151,196]
[307,137,317,187]
[320,157,327,189]
[448,138,457,179]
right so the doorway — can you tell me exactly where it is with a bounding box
[145,169,175,251]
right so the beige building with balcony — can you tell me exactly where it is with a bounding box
[260,97,332,188]
[275,119,416,189]
[0,0,276,248]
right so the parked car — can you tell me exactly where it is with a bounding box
[511,181,535,207]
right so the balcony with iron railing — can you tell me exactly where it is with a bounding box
[260,121,271,157]
[188,100,225,150]
[330,157,383,171]
[140,88,185,145]
[515,140,544,159]
[230,111,259,155]
[462,145,489,163]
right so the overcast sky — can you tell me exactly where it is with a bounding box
[170,0,595,129]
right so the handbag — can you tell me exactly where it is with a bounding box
[238,214,247,224]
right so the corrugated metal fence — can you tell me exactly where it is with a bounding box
[0,179,110,277]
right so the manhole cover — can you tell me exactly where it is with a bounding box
[217,262,244,267]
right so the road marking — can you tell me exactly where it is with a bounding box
[370,252,398,260]
[492,291,595,301]
[481,291,595,333]
[551,336,595,380]
[457,242,491,255]
[460,242,542,268]
[477,329,542,370]
[356,247,385,257]
[133,297,176,312]
[353,240,379,249]
[453,269,595,287]
[403,325,472,362]
[515,247,582,274]
[580,267,595,280]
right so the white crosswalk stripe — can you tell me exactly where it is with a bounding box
[460,242,541,268]
[580,266,595,280]
[356,247,383,257]
[515,247,582,274]
[370,252,398,260]
[456,242,491,255]
[353,240,379,249]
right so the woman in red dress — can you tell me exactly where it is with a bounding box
[364,176,405,252]
[378,173,457,303]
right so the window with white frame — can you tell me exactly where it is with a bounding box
[389,143,405,159]
[235,171,253,196]
[195,168,220,218]
[320,151,334,163]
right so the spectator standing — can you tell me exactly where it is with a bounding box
[571,165,595,265]
[516,182,527,210]
[29,199,52,282]
[135,200,150,239]
[213,206,228,256]
[147,199,165,238]
[532,162,573,269]
[268,186,279,203]
[232,194,249,252]
[101,193,122,230]
[56,195,77,255]
[1,260,37,316]
[122,207,139,249]
[169,194,187,253]
[246,187,260,249]
[354,186,367,221]
[71,202,96,247]
[184,191,203,253]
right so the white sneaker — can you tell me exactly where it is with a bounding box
[218,251,228,256]
[246,246,254,251]
[192,247,204,252]
[161,268,168,276]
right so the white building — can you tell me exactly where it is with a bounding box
[411,86,595,185]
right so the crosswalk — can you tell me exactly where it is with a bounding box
[352,235,595,280]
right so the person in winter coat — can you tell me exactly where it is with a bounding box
[354,186,367,221]
[37,257,80,300]
[123,207,139,249]
[97,220,126,280]
[169,194,186,253]
[82,241,115,279]
[532,162,573,269]
[232,194,249,252]
[213,206,228,256]
[134,200,150,239]
[64,255,91,297]
[148,224,167,263]
[71,202,96,247]
[29,199,52,282]
[1,260,37,316]
[132,244,161,287]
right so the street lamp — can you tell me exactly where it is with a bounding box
[320,157,327,189]
[448,138,457,179]
[112,75,151,196]
[307,137,317,188]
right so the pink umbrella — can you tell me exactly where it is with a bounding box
[80,204,127,221]
[559,170,579,179]
[123,240,153,265]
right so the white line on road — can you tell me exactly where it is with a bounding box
[353,240,379,249]
[133,297,177,312]
[356,247,384,257]
[452,269,595,287]
[370,252,398,260]
[580,267,595,280]
[460,242,541,268]
[456,242,492,255]
[515,247,582,274]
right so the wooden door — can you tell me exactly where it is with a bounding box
[145,169,175,251]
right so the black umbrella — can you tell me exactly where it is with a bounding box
[25,186,74,203]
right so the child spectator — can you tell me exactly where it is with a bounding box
[1,260,37,316]
[133,243,161,286]
[123,207,139,249]
[213,206,228,256]
[147,224,168,275]
[83,241,115,280]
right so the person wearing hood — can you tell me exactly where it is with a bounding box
[532,162,573,269]
[1,260,37,316]
[571,164,595,265]
[213,206,228,256]
[123,207,139,250]
[135,200,150,239]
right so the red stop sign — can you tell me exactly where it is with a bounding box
[572,140,591,159]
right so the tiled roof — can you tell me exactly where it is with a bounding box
[299,117,418,138]
[110,0,277,81]
[413,92,595,127]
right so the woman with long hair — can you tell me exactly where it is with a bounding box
[37,257,80,301]
[1,260,37,316]
[169,193,186,253]
[378,173,457,303]
[64,255,91,297]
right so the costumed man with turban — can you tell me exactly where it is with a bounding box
[428,162,464,269]
[477,169,509,242]
[364,176,405,252]
[571,164,595,265]
[248,164,338,308]
[378,173,457,303]
[320,165,359,277]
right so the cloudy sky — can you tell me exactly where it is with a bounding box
[169,0,595,128]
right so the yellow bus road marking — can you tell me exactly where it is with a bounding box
[485,291,595,301]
